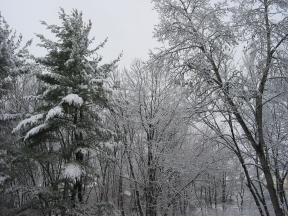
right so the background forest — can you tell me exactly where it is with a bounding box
[1,0,288,216]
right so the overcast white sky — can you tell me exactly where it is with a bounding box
[0,0,159,68]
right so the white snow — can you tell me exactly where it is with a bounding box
[46,106,63,121]
[62,94,84,107]
[90,78,103,84]
[104,141,116,150]
[76,147,89,155]
[51,142,61,151]
[13,114,44,133]
[0,176,8,185]
[98,109,109,122]
[41,69,51,75]
[64,58,74,67]
[41,71,63,81]
[3,76,12,83]
[63,163,83,180]
[79,84,88,89]
[124,190,131,196]
[0,113,21,121]
[24,123,48,141]
[43,85,60,97]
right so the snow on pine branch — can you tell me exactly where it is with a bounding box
[24,123,49,141]
[90,78,103,84]
[62,94,84,107]
[13,113,45,133]
[46,106,63,121]
[39,70,66,82]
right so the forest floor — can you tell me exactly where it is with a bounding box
[191,205,262,216]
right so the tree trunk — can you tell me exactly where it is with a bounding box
[236,153,266,216]
[145,123,157,216]
[257,152,284,216]
[146,145,157,216]
[118,161,125,216]
[127,154,144,216]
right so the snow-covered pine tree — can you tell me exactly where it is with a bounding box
[0,14,36,214]
[13,9,118,214]
[0,14,31,99]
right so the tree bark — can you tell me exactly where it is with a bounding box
[146,142,157,216]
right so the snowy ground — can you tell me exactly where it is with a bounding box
[191,207,260,216]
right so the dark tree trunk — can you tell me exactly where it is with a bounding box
[213,176,217,208]
[221,172,226,210]
[146,147,157,216]
[126,154,144,216]
[236,152,266,216]
[118,162,125,216]
[146,124,157,216]
[257,151,284,216]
